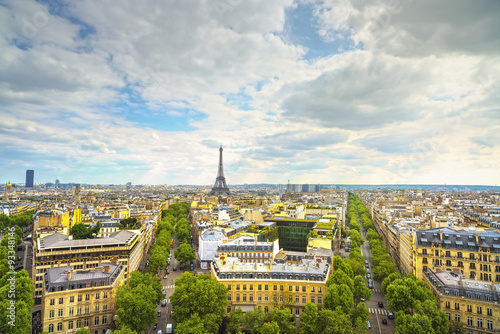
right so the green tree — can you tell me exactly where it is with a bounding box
[300,303,319,334]
[115,285,157,333]
[414,300,449,334]
[317,308,353,334]
[352,276,372,304]
[75,329,92,334]
[448,320,465,334]
[373,259,397,281]
[381,272,402,294]
[128,271,162,303]
[352,318,369,334]
[70,223,91,239]
[351,302,369,324]
[227,308,244,334]
[349,230,364,247]
[170,272,227,333]
[176,225,191,243]
[269,307,296,334]
[244,308,266,334]
[327,269,354,292]
[261,321,280,334]
[395,312,434,334]
[324,284,354,314]
[147,245,168,274]
[174,242,196,265]
[113,326,138,334]
[175,313,209,334]
[386,279,413,313]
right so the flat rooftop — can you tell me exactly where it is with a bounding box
[39,230,139,251]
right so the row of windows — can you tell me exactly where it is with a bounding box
[421,249,500,262]
[228,284,322,293]
[49,292,108,305]
[227,305,303,316]
[47,316,108,332]
[228,294,323,304]
[446,314,494,330]
[48,304,108,318]
[444,303,493,316]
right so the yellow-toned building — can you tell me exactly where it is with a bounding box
[424,269,500,334]
[33,230,143,304]
[211,257,330,316]
[41,261,125,334]
[399,229,413,276]
[412,227,500,281]
[35,209,71,229]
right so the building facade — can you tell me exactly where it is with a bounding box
[211,257,330,316]
[41,262,125,334]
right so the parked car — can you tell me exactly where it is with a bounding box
[366,321,371,329]
[378,301,384,308]
[368,282,373,289]
[367,273,371,279]
[365,260,368,264]
[154,323,157,330]
[161,299,167,307]
[190,262,194,271]
[157,310,161,317]
[365,263,369,268]
[163,274,168,279]
[345,247,351,252]
[162,290,166,296]
[166,268,170,274]
[366,269,370,274]
[388,311,395,319]
[382,318,387,325]
[173,266,177,271]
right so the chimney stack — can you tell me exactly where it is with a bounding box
[110,257,118,265]
[66,270,72,281]
[103,266,110,273]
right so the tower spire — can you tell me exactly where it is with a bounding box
[211,145,230,195]
[2,183,9,203]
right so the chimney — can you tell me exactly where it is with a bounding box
[66,270,72,281]
[110,257,118,265]
[103,266,110,273]
[68,235,73,240]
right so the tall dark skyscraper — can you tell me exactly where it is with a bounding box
[26,170,34,188]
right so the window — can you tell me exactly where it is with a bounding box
[58,309,63,317]
[457,252,463,258]
[265,285,268,291]
[455,314,460,322]
[311,296,315,303]
[95,304,100,312]
[318,297,322,304]
[243,284,246,291]
[68,321,73,330]
[295,308,300,316]
[311,287,315,293]
[289,285,293,292]
[59,298,64,304]
[265,294,268,301]
[478,318,483,328]
[467,305,472,312]
[258,294,262,301]
[435,250,439,256]
[446,260,452,266]
[422,249,427,255]
[250,294,253,302]
[488,320,493,330]
[103,292,108,298]
[236,284,240,291]
[70,296,74,303]
[227,306,231,313]
[48,324,54,333]
[445,302,450,309]
[57,323,63,331]
[302,286,306,292]
[78,295,82,302]
[76,320,81,329]
[96,293,100,300]
[280,285,283,291]
[446,251,451,257]
[446,313,451,321]
[458,261,463,268]
[470,263,476,269]
[84,318,89,327]
[318,287,322,293]
[77,307,82,315]
[249,285,253,291]
[85,305,90,314]
[470,253,475,260]
[264,306,268,314]
[302,296,306,304]
[243,294,247,302]
[455,303,460,310]
[487,308,492,316]
[295,295,299,303]
[274,285,277,291]
[94,316,99,326]
[236,294,240,302]
[296,286,299,292]
[102,316,107,325]
[477,306,482,314]
[50,299,55,306]
[85,294,90,301]
[49,310,54,319]
[468,317,473,326]
[103,304,108,311]
[258,284,262,291]
[69,307,74,316]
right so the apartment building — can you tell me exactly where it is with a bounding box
[413,227,500,281]
[211,257,330,316]
[33,229,143,304]
[41,262,125,334]
[424,269,500,334]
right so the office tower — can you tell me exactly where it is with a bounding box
[26,169,34,187]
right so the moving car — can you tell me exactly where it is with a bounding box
[378,301,384,308]
[173,266,177,271]
[163,274,168,279]
[157,310,161,317]
[166,268,170,274]
[368,282,373,289]
[162,290,166,296]
[161,299,167,307]
[382,318,387,325]
[367,274,371,279]
[366,321,371,329]
[366,269,370,274]
[190,262,194,271]
[166,324,173,334]
[388,311,395,319]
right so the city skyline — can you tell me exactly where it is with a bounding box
[1,1,499,185]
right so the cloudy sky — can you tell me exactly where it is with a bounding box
[1,0,499,186]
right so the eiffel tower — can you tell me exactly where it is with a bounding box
[211,145,230,195]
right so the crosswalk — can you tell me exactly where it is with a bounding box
[164,285,175,289]
[369,308,389,315]
[371,288,381,292]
